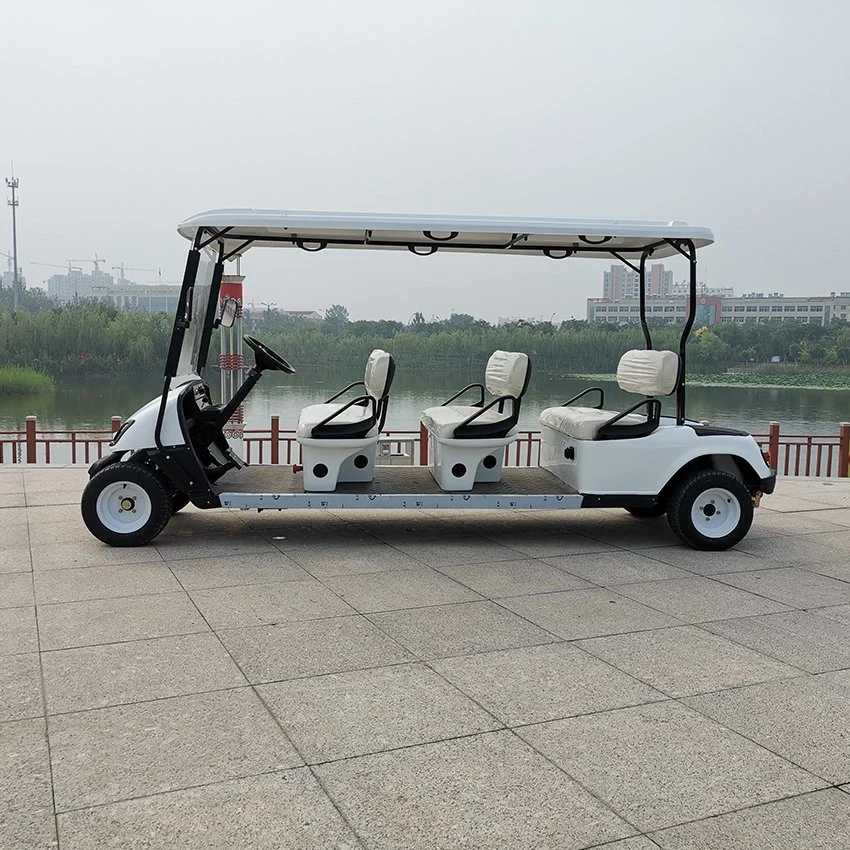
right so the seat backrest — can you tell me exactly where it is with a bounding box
[616,349,680,396]
[364,349,395,401]
[484,350,531,399]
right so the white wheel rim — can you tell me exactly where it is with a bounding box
[95,481,153,534]
[691,487,741,539]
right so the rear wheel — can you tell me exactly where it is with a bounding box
[668,469,753,551]
[81,463,173,546]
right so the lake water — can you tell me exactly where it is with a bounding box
[2,367,849,437]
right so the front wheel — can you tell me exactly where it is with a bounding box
[81,463,173,546]
[667,469,753,551]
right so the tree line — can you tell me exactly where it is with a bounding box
[1,288,850,378]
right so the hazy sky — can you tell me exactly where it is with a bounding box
[2,0,849,322]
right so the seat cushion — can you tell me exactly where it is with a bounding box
[296,403,377,438]
[364,349,393,400]
[539,406,646,441]
[617,349,679,396]
[421,405,518,439]
[485,350,530,398]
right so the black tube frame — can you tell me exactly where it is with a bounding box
[157,227,700,448]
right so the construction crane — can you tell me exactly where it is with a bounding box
[113,264,160,283]
[68,253,106,272]
[28,261,83,273]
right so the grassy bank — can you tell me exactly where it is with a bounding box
[568,369,850,391]
[0,366,55,396]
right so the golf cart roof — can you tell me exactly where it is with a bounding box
[177,209,714,260]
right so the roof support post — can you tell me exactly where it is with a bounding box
[639,249,653,350]
[664,238,698,425]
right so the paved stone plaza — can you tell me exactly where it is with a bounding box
[2,466,850,849]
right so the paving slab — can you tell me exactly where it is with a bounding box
[315,731,634,850]
[259,663,500,763]
[0,606,38,656]
[282,543,428,577]
[631,545,769,576]
[0,545,32,574]
[0,572,33,608]
[27,518,97,546]
[812,603,850,625]
[0,524,29,551]
[485,528,620,558]
[436,558,594,597]
[50,687,302,811]
[324,567,482,613]
[56,769,362,849]
[154,532,281,561]
[519,701,823,831]
[649,787,850,849]
[0,718,54,820]
[500,588,682,640]
[37,590,208,650]
[716,566,850,608]
[576,625,799,697]
[685,671,850,783]
[219,615,412,683]
[0,809,58,850]
[369,600,559,660]
[0,652,43,722]
[735,530,850,564]
[29,540,163,571]
[390,535,528,567]
[34,561,182,604]
[166,551,310,589]
[432,642,662,726]
[613,577,790,622]
[705,609,850,673]
[542,551,692,586]
[42,632,247,713]
[189,578,354,629]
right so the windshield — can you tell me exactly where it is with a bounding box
[175,253,216,377]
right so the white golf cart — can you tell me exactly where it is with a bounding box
[80,210,775,550]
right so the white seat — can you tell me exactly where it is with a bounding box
[296,349,395,491]
[420,405,519,440]
[296,403,375,438]
[539,406,646,441]
[540,349,679,442]
[420,350,531,491]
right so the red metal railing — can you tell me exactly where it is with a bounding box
[2,415,848,478]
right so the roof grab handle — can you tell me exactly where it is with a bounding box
[423,230,458,242]
[296,239,327,252]
[409,245,438,256]
[578,234,613,245]
[544,248,574,259]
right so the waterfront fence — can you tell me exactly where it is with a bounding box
[2,415,849,479]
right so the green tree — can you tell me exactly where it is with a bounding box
[324,304,350,336]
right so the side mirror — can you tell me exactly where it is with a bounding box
[216,297,239,329]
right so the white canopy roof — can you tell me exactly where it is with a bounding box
[177,209,713,260]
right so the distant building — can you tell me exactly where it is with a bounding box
[282,310,323,322]
[603,263,673,300]
[587,292,850,327]
[46,269,180,312]
[1,269,27,290]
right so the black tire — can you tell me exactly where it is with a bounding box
[172,493,191,514]
[626,505,667,518]
[81,463,173,547]
[667,469,753,551]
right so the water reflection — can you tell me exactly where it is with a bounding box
[1,368,848,436]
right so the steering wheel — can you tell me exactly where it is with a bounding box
[243,335,296,374]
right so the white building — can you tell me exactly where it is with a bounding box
[47,269,180,312]
[587,292,850,326]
